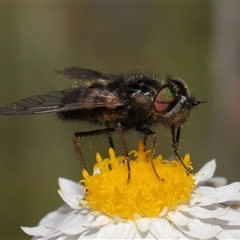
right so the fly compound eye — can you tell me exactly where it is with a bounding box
[154,79,189,118]
[154,85,180,114]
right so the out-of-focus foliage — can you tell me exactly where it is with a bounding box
[0,2,239,239]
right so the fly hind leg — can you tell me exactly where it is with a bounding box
[73,127,116,173]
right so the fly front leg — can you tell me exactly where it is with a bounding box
[170,125,192,174]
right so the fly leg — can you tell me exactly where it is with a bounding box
[142,134,148,152]
[107,132,114,149]
[73,127,116,173]
[116,122,132,183]
[136,126,162,180]
[170,125,192,174]
[106,123,115,150]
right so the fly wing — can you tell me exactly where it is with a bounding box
[0,88,127,115]
[55,67,111,81]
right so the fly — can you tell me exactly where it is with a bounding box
[0,67,206,181]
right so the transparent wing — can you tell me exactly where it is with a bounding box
[0,88,126,115]
[55,67,111,81]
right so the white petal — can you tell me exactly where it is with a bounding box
[135,217,151,232]
[114,221,136,239]
[223,229,240,239]
[94,220,137,239]
[216,230,235,240]
[158,206,169,217]
[217,207,240,222]
[214,182,240,203]
[232,191,240,201]
[97,222,135,239]
[150,218,179,239]
[194,160,216,184]
[80,228,99,239]
[60,223,88,235]
[167,211,189,226]
[58,214,94,235]
[134,229,155,239]
[88,210,103,216]
[187,205,229,219]
[195,182,240,203]
[95,222,118,239]
[191,193,216,206]
[83,214,110,228]
[205,177,227,187]
[21,226,50,237]
[188,194,202,206]
[225,191,240,205]
[58,190,84,209]
[38,204,71,226]
[58,178,84,194]
[178,217,222,239]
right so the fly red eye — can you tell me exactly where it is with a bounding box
[154,86,178,113]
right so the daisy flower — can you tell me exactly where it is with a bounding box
[22,141,240,239]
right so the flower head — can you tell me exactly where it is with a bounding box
[83,141,195,220]
[22,142,240,239]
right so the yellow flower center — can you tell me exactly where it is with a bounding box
[81,141,195,220]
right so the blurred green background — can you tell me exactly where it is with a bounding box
[1,2,240,239]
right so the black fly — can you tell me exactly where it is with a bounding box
[0,67,206,181]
